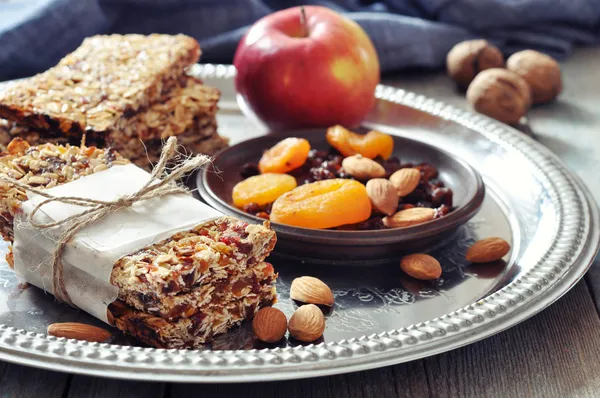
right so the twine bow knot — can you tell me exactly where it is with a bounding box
[0,137,211,306]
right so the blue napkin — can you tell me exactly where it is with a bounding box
[1,0,599,80]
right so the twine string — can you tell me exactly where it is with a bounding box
[0,137,211,306]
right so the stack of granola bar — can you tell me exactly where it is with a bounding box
[0,34,228,169]
[0,139,277,348]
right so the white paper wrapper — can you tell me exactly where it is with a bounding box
[12,164,222,323]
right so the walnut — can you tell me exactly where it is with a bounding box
[446,40,505,88]
[506,50,562,104]
[466,68,531,124]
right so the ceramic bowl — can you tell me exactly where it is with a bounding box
[196,129,485,264]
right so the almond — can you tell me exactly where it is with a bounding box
[341,154,385,180]
[466,237,511,263]
[288,304,325,342]
[47,322,112,343]
[389,168,421,197]
[366,179,398,216]
[382,207,436,228]
[400,253,442,280]
[252,307,287,343]
[290,276,334,306]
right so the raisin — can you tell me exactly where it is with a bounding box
[240,162,260,179]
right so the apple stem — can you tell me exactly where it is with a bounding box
[300,6,309,37]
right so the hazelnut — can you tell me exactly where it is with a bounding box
[466,68,531,124]
[446,40,505,88]
[506,50,562,104]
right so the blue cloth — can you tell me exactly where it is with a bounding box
[1,0,600,80]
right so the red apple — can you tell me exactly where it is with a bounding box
[234,6,380,130]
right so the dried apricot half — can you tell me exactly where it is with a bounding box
[324,125,356,157]
[232,173,297,208]
[258,137,311,174]
[270,179,372,229]
[326,125,394,160]
[351,130,394,160]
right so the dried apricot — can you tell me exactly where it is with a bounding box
[326,125,394,160]
[270,179,372,229]
[258,137,310,174]
[353,130,394,160]
[232,173,297,208]
[325,125,356,157]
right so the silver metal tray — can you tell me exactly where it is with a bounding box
[0,64,597,383]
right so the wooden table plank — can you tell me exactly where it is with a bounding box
[0,363,69,398]
[423,282,600,398]
[169,359,429,398]
[66,376,165,398]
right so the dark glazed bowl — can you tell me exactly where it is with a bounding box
[196,129,485,264]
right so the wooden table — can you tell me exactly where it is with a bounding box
[2,48,599,398]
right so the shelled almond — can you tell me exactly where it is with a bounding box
[365,179,398,216]
[389,168,421,197]
[341,154,385,180]
[400,253,442,280]
[382,208,436,228]
[288,304,326,342]
[47,322,112,343]
[252,307,288,343]
[466,237,511,263]
[290,276,334,306]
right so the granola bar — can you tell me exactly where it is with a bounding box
[110,217,277,297]
[115,76,220,141]
[0,139,129,241]
[0,75,227,170]
[113,117,229,169]
[119,261,276,321]
[0,119,69,150]
[0,34,200,135]
[1,140,279,349]
[109,286,277,349]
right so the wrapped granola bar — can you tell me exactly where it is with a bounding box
[2,139,277,348]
